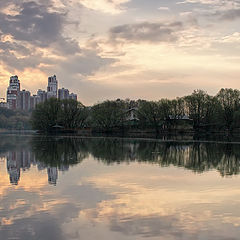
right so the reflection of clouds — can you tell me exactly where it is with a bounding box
[2,138,240,239]
[70,164,240,239]
[0,202,79,240]
[0,159,12,196]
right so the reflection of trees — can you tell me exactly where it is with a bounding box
[0,136,31,154]
[2,136,240,177]
[31,137,89,167]
[86,138,140,164]
[85,139,240,177]
[31,137,240,177]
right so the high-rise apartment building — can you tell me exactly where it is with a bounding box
[4,74,78,110]
[19,90,30,111]
[47,75,58,99]
[69,93,77,101]
[30,95,40,109]
[58,88,69,100]
[37,89,47,103]
[0,102,9,109]
[7,76,20,109]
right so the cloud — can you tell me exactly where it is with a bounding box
[0,0,115,93]
[158,7,170,11]
[57,50,116,76]
[179,0,240,22]
[78,0,131,14]
[219,9,240,21]
[0,1,69,48]
[109,21,183,44]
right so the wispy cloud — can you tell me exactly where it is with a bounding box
[78,0,131,14]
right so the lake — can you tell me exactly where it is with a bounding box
[1,135,240,240]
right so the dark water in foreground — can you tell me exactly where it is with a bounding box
[1,136,240,240]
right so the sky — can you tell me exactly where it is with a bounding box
[0,0,240,105]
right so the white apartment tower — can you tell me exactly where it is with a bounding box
[37,89,47,103]
[69,93,77,101]
[7,76,21,109]
[47,75,58,99]
[19,90,30,111]
[58,88,69,100]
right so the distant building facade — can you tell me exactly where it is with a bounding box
[37,89,47,103]
[47,75,58,99]
[30,95,40,109]
[0,102,9,109]
[7,76,20,109]
[19,90,30,111]
[58,88,69,100]
[69,93,77,101]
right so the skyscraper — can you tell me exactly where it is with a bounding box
[30,95,40,109]
[37,89,47,103]
[19,90,30,111]
[58,88,69,100]
[47,75,58,99]
[69,93,77,101]
[7,76,20,109]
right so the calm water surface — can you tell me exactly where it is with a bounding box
[1,135,240,240]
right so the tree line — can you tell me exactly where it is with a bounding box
[0,107,31,130]
[30,88,240,133]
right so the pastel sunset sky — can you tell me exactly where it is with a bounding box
[0,0,240,104]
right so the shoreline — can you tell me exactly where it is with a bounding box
[1,130,240,144]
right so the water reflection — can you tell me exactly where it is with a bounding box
[1,136,240,240]
[1,136,240,185]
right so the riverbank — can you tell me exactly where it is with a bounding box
[0,129,37,134]
[2,128,240,143]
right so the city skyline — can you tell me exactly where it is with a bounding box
[1,74,77,110]
[0,1,240,105]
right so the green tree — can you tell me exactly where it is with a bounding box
[91,100,125,131]
[158,99,173,129]
[203,95,221,130]
[168,98,186,129]
[184,90,210,130]
[58,99,89,129]
[137,100,162,133]
[233,110,240,129]
[0,107,31,130]
[217,88,240,131]
[31,98,61,131]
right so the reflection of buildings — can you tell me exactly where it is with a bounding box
[7,151,32,185]
[5,150,69,186]
[128,143,139,160]
[47,167,58,185]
